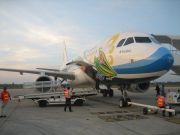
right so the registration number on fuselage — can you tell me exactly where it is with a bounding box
[119,50,131,53]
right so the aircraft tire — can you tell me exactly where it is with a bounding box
[74,99,84,106]
[167,105,172,117]
[162,110,166,117]
[119,98,126,108]
[143,107,148,115]
[38,100,47,107]
[109,89,114,97]
[103,91,108,97]
[126,98,131,107]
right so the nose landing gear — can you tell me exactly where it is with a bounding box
[119,90,131,108]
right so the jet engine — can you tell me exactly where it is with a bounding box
[127,82,150,93]
[35,76,52,92]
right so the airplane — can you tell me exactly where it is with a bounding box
[0,32,177,107]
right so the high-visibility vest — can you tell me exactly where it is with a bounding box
[157,96,165,108]
[1,91,10,102]
[64,89,70,98]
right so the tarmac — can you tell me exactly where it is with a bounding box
[0,87,180,135]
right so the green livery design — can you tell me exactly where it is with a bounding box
[94,49,117,77]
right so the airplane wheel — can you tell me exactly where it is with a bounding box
[154,110,158,114]
[166,105,172,117]
[143,107,148,115]
[103,91,108,97]
[126,98,131,107]
[162,110,166,117]
[74,99,84,106]
[38,100,47,107]
[168,112,172,117]
[109,89,114,97]
[119,98,126,108]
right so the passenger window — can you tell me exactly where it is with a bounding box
[117,39,125,47]
[124,37,134,46]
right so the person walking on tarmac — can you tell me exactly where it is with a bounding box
[156,84,167,116]
[64,85,72,112]
[0,87,11,118]
[160,84,166,97]
[155,84,160,97]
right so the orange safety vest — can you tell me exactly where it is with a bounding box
[64,89,70,98]
[1,91,10,102]
[157,96,165,108]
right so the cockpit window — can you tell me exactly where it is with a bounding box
[150,37,160,44]
[123,37,134,46]
[134,37,152,43]
[117,38,125,47]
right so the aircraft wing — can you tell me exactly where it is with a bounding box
[171,65,180,75]
[0,68,75,80]
[66,60,94,67]
[152,34,180,50]
[36,68,60,72]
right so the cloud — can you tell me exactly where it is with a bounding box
[9,48,45,62]
[0,8,90,47]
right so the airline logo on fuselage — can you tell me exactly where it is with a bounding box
[94,48,117,77]
[93,34,120,77]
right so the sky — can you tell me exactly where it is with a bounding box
[0,0,180,83]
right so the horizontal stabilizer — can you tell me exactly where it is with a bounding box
[66,60,93,67]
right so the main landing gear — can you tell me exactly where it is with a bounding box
[119,89,131,108]
[102,89,114,97]
[100,85,114,97]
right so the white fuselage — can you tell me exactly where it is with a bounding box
[67,32,174,88]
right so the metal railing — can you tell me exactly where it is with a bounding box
[23,81,62,92]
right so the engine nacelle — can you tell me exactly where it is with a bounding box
[35,76,52,92]
[127,82,150,93]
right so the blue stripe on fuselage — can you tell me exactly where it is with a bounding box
[112,47,174,74]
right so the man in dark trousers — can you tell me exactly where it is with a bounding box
[155,84,160,97]
[64,85,72,112]
[160,84,166,97]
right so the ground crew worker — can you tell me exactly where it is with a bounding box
[156,95,165,108]
[156,95,166,116]
[155,84,160,97]
[64,86,72,112]
[0,87,11,118]
[160,84,166,97]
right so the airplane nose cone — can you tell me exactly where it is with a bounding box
[112,46,174,75]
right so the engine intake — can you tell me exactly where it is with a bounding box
[35,76,52,92]
[127,82,150,93]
